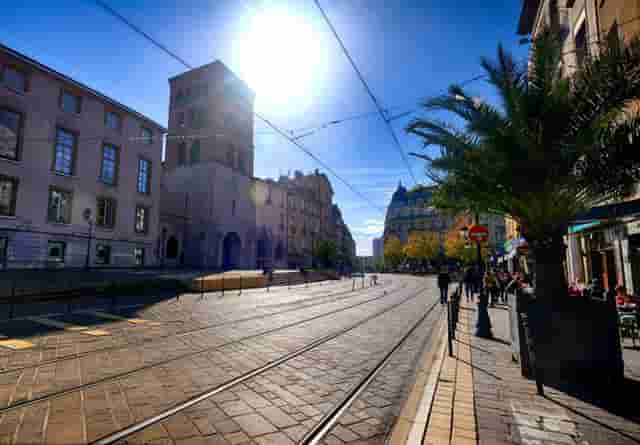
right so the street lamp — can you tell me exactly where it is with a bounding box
[83,208,94,270]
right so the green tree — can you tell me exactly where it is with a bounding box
[313,240,338,269]
[384,235,405,268]
[406,30,640,305]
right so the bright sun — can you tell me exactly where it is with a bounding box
[235,9,324,110]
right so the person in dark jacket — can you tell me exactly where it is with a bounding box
[463,267,474,302]
[437,267,451,304]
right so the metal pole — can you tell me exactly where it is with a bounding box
[352,277,355,291]
[85,221,93,270]
[239,274,242,296]
[222,272,225,297]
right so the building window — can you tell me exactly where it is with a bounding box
[177,112,185,127]
[190,140,200,164]
[53,128,76,175]
[134,247,145,266]
[232,200,236,216]
[47,241,66,262]
[140,127,153,144]
[95,244,111,265]
[96,197,116,228]
[238,156,246,175]
[135,206,149,233]
[47,187,72,224]
[137,158,151,194]
[2,67,27,93]
[60,91,81,114]
[177,142,186,165]
[0,108,22,160]
[105,111,121,131]
[0,175,18,216]
[100,144,118,185]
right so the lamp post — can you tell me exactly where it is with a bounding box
[83,209,94,270]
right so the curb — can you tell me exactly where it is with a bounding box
[386,311,448,445]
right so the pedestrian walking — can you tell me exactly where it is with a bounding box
[437,267,451,305]
[484,270,498,306]
[463,267,474,302]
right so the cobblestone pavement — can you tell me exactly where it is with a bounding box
[0,275,443,445]
[0,278,384,373]
[470,304,640,445]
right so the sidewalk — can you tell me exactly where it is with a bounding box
[418,302,640,445]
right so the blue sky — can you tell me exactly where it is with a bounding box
[1,0,528,255]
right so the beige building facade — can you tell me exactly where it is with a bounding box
[0,44,165,268]
[159,61,257,270]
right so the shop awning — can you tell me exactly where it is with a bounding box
[569,220,601,234]
[573,198,640,223]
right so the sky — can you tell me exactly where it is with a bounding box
[1,0,528,255]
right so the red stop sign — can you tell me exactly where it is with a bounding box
[468,225,489,243]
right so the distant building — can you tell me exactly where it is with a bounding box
[332,204,356,270]
[372,237,383,260]
[383,182,454,247]
[0,43,165,268]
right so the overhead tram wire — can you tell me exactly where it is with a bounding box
[313,0,418,185]
[93,0,385,215]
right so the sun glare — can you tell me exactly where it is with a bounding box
[235,9,325,110]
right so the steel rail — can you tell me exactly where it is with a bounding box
[0,278,397,377]
[0,282,422,416]
[300,300,441,445]
[90,286,430,445]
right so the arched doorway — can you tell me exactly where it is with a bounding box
[166,236,179,259]
[222,232,241,270]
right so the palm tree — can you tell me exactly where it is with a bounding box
[406,29,640,307]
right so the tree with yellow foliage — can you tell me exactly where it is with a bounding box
[383,235,405,268]
[404,232,441,267]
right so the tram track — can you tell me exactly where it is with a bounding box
[89,285,440,445]
[0,278,401,376]
[0,280,426,417]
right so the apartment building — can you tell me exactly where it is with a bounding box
[0,44,165,268]
[254,177,288,270]
[276,169,334,269]
[160,60,257,270]
[332,204,356,269]
[517,0,640,291]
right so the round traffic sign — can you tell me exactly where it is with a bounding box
[468,225,489,243]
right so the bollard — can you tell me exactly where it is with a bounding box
[221,273,225,297]
[200,274,205,300]
[238,274,243,296]
[352,278,355,291]
[447,299,453,357]
[288,275,291,290]
[9,277,16,320]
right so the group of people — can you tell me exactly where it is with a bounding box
[436,265,531,306]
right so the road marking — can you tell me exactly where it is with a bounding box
[0,339,34,350]
[84,329,111,336]
[84,311,161,326]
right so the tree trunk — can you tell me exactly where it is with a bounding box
[530,233,568,308]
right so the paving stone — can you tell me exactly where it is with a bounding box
[233,413,278,437]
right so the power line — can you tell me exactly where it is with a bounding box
[313,0,418,185]
[93,0,385,215]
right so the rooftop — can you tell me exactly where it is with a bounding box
[0,42,166,132]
